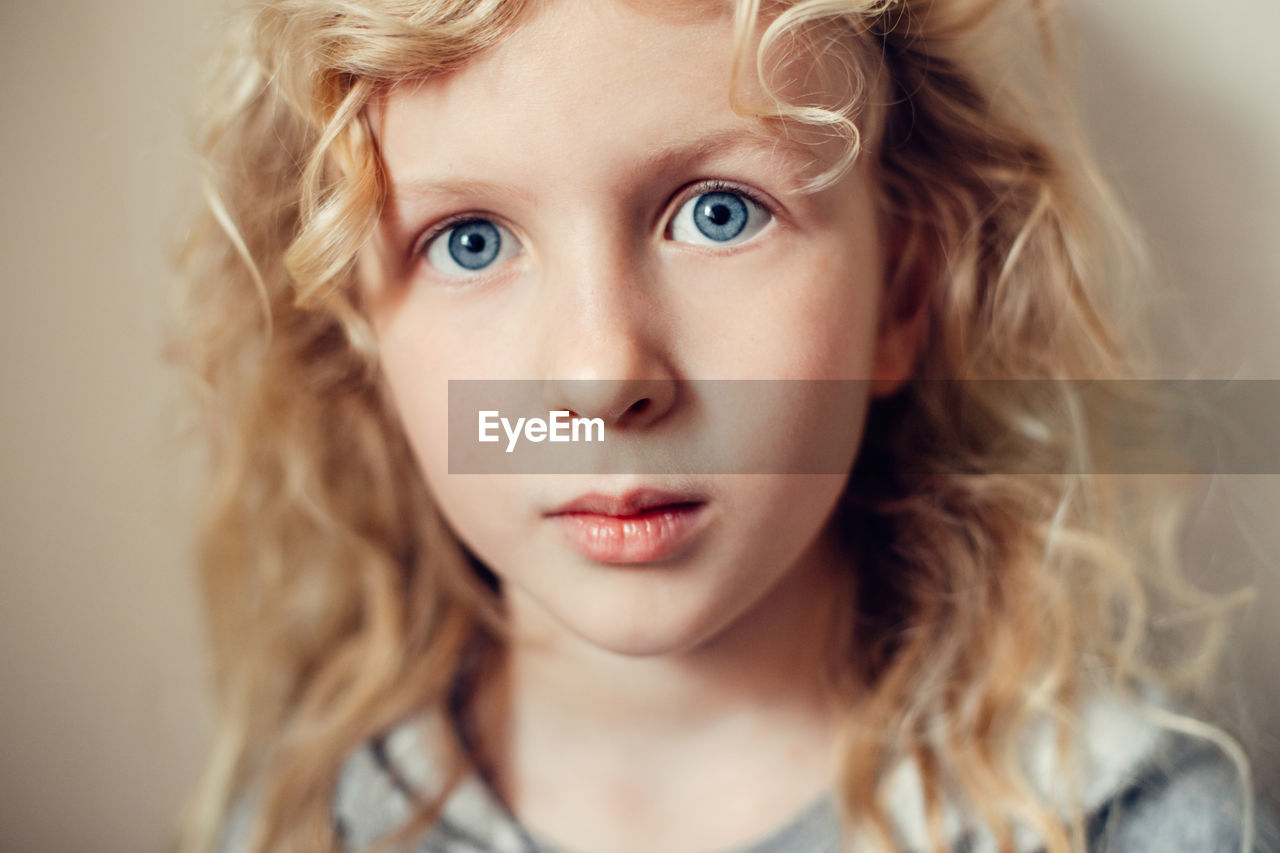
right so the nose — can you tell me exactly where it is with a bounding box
[538,240,678,431]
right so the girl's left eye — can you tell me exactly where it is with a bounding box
[668,189,771,247]
[421,218,522,278]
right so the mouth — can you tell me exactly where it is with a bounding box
[545,488,710,564]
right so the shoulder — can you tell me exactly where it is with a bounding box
[1085,734,1280,853]
[332,711,530,853]
[333,713,445,852]
[213,715,454,853]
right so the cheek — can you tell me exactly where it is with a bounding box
[681,255,882,381]
[377,340,526,568]
[717,472,851,592]
[792,275,881,377]
[785,215,885,378]
[427,474,528,575]
[374,306,538,559]
[375,323,452,488]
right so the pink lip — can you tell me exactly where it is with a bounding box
[546,489,709,564]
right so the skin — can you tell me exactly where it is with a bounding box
[358,1,924,850]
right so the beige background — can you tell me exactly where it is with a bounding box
[0,1,1276,851]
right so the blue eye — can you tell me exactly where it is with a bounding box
[423,218,521,277]
[669,189,770,247]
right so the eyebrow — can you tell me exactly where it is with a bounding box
[386,125,819,202]
[629,126,818,181]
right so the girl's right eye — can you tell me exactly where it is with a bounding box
[421,218,521,278]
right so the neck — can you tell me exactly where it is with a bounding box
[467,524,856,852]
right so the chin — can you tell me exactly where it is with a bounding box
[571,623,708,658]
[572,628,714,659]
[546,585,733,659]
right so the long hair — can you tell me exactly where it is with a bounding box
[172,1,1244,851]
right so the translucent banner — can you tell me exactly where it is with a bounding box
[446,380,1280,475]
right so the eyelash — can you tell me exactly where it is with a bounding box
[409,178,776,269]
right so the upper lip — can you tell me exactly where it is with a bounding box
[547,488,705,517]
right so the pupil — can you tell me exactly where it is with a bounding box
[461,233,487,254]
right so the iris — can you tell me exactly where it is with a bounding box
[447,221,502,270]
[692,192,749,242]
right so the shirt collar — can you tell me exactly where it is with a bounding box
[334,686,1171,852]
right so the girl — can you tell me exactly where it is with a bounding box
[175,0,1273,851]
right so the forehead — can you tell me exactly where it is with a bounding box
[369,0,836,198]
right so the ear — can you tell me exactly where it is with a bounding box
[870,216,933,398]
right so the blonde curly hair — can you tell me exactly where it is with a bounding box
[172,1,1246,851]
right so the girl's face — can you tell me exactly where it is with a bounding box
[362,0,916,656]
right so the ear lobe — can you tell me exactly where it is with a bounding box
[870,218,934,398]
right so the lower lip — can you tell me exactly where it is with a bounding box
[550,503,709,564]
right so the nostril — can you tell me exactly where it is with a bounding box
[626,399,650,417]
